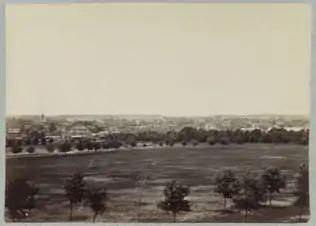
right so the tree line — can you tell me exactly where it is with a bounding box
[5,164,309,223]
[6,127,309,155]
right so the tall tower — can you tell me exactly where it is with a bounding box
[41,113,45,121]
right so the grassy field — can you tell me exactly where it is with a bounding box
[5,144,309,223]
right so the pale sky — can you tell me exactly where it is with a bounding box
[5,4,311,116]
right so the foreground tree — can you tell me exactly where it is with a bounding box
[158,180,191,223]
[5,178,38,221]
[294,164,309,221]
[87,188,108,222]
[260,167,286,206]
[135,173,149,222]
[64,173,86,221]
[214,169,240,209]
[233,175,266,222]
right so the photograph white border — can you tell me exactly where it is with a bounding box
[1,1,314,225]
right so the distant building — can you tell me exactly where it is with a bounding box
[283,126,306,132]
[6,127,22,140]
[267,126,307,132]
[46,135,62,142]
[64,125,92,138]
[96,131,110,137]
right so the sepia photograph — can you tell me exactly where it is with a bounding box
[5,3,310,223]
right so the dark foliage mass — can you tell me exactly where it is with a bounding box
[158,180,191,223]
[26,146,35,154]
[232,175,267,222]
[86,188,108,222]
[214,169,240,209]
[260,167,286,206]
[64,173,87,221]
[6,126,309,154]
[5,179,38,221]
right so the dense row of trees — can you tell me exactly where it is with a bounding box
[5,164,309,223]
[6,127,309,155]
[7,127,311,148]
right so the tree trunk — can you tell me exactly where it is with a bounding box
[269,191,272,207]
[137,199,141,222]
[173,212,176,223]
[93,213,97,222]
[224,197,227,209]
[69,202,73,222]
[244,210,248,223]
[136,184,143,222]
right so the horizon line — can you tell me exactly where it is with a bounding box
[5,113,309,118]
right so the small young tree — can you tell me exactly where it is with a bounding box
[64,173,86,221]
[87,188,108,222]
[192,139,199,147]
[11,144,23,154]
[59,141,72,156]
[214,169,240,209]
[5,178,38,221]
[168,141,175,147]
[219,137,230,145]
[93,142,101,152]
[86,141,94,151]
[26,146,35,154]
[76,141,85,151]
[46,143,55,153]
[294,164,309,221]
[41,138,47,145]
[130,141,137,148]
[158,180,191,223]
[260,167,286,206]
[135,173,149,222]
[233,175,266,222]
[208,137,216,146]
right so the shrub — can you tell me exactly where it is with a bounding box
[11,144,23,154]
[46,144,55,153]
[26,146,35,154]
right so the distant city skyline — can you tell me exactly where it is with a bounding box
[6,4,311,116]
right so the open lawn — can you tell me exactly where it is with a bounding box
[5,144,309,223]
